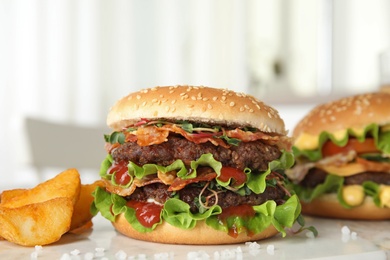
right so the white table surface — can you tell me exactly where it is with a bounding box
[0,213,389,260]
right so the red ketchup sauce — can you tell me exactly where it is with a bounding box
[107,161,131,186]
[218,167,247,187]
[218,204,256,237]
[126,201,163,228]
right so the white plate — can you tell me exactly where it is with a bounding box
[0,215,389,259]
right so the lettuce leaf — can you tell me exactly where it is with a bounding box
[294,175,382,208]
[99,150,295,195]
[294,123,390,162]
[247,149,294,194]
[91,187,301,236]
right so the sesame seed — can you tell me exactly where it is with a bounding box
[240,107,245,112]
[221,96,227,101]
[212,96,218,101]
[142,101,147,106]
[171,99,176,104]
[187,104,194,108]
[136,95,141,100]
[203,97,209,101]
[207,104,213,109]
[191,96,196,100]
[249,109,254,113]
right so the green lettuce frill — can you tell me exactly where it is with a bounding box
[99,151,295,195]
[293,123,390,162]
[294,174,382,208]
[91,187,301,236]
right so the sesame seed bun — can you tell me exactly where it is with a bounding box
[290,91,390,220]
[300,194,390,220]
[292,92,390,139]
[107,85,286,135]
[113,213,278,244]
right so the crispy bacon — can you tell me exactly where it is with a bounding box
[136,126,169,146]
[120,124,289,149]
[103,174,164,197]
[356,157,390,173]
[168,168,217,191]
[286,150,390,183]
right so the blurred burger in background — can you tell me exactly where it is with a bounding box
[91,85,303,244]
[287,91,390,220]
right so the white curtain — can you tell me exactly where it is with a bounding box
[0,0,249,185]
[1,0,389,185]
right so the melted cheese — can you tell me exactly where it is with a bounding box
[318,163,366,176]
[379,185,390,208]
[295,127,367,150]
[342,185,365,206]
[294,133,319,150]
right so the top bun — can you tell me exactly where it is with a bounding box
[107,85,286,134]
[293,92,390,138]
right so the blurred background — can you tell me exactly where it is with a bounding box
[1,0,390,187]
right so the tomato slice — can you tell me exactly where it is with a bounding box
[321,138,379,157]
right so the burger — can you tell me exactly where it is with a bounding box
[287,92,390,220]
[91,85,302,244]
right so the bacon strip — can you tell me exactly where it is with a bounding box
[122,124,289,149]
[286,150,390,183]
[168,168,217,191]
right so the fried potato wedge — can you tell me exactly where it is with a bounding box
[69,180,104,231]
[0,168,81,208]
[0,189,26,204]
[0,197,73,246]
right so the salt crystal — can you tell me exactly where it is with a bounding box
[84,252,94,260]
[341,225,350,235]
[115,250,127,260]
[266,245,275,255]
[60,253,71,260]
[71,249,81,256]
[245,241,261,250]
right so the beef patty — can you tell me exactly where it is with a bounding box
[111,135,281,171]
[127,182,286,213]
[300,167,390,188]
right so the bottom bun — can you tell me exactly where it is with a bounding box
[301,194,390,220]
[113,213,278,244]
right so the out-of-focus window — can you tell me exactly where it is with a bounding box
[247,0,390,102]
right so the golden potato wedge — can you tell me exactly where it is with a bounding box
[0,197,73,246]
[69,180,104,231]
[1,168,81,208]
[1,189,27,204]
